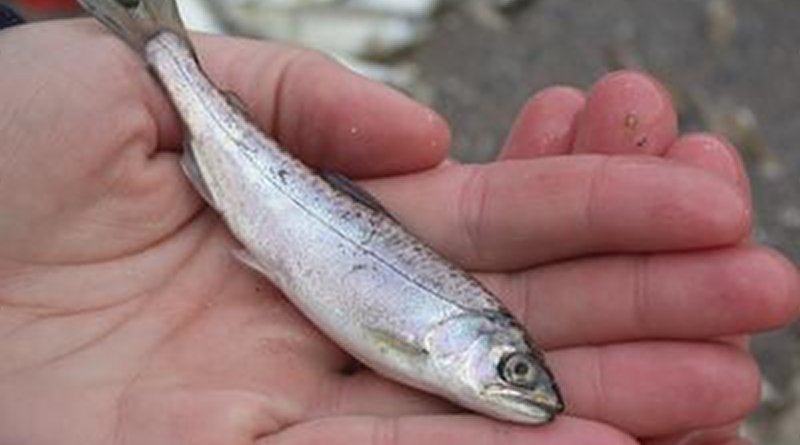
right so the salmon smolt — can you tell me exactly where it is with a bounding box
[78,0,564,424]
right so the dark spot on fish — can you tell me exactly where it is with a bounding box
[636,136,649,148]
[361,228,379,244]
[278,169,289,184]
[351,264,368,273]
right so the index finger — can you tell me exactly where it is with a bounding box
[186,33,450,177]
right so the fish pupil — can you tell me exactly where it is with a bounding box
[117,0,140,8]
[499,353,538,387]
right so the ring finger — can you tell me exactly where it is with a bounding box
[478,246,798,349]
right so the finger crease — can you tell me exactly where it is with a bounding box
[584,157,611,247]
[631,255,653,336]
[263,49,307,142]
[314,375,346,417]
[591,347,611,420]
[518,272,536,338]
[371,417,400,445]
[458,166,490,265]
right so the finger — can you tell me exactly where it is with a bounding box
[499,87,586,159]
[366,156,749,270]
[189,33,449,177]
[574,70,678,156]
[258,414,637,445]
[665,133,751,203]
[717,336,750,351]
[478,246,800,348]
[549,342,760,438]
[645,423,747,445]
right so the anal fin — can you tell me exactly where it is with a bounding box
[232,249,271,276]
[181,145,217,209]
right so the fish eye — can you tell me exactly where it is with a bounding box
[499,353,539,388]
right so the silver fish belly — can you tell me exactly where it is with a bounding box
[78,0,562,423]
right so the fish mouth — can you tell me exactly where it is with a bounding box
[509,390,565,416]
[483,384,565,424]
[547,379,566,413]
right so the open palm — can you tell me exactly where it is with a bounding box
[0,20,797,445]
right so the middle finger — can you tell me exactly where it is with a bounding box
[365,156,748,272]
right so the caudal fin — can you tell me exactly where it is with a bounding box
[78,0,189,54]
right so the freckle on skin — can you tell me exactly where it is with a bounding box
[624,113,639,130]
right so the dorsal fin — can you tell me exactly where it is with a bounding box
[321,171,395,218]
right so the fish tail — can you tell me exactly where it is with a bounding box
[78,0,191,55]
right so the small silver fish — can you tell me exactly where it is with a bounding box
[78,0,564,424]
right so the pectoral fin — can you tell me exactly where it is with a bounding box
[365,326,428,358]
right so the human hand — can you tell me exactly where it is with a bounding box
[0,19,796,445]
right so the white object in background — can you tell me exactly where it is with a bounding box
[218,5,429,58]
[346,0,442,17]
[177,0,426,90]
[334,53,420,92]
[178,0,225,34]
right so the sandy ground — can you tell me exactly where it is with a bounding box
[412,1,799,443]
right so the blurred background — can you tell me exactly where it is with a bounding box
[6,0,800,443]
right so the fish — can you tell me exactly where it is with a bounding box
[77,0,564,424]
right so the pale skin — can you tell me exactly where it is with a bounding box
[0,19,798,445]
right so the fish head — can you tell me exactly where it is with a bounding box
[430,315,564,424]
[478,335,564,424]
